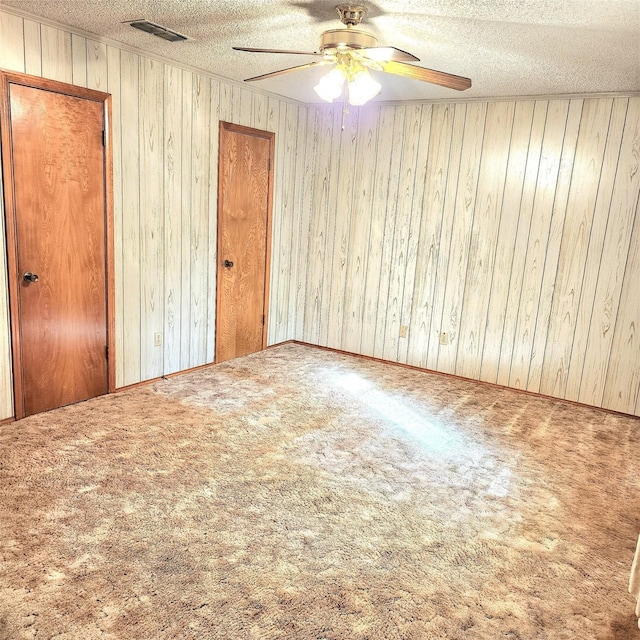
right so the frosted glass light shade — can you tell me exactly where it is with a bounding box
[347,70,381,106]
[314,67,345,102]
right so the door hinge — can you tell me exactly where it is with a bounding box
[105,345,109,358]
[262,315,265,326]
[268,158,271,172]
[102,130,106,147]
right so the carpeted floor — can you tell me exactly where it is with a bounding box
[0,342,639,639]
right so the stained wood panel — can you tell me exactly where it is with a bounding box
[23,20,42,76]
[508,100,571,390]
[71,34,86,87]
[41,25,72,83]
[564,98,628,400]
[456,101,514,380]
[357,104,389,356]
[406,103,453,368]
[539,99,613,398]
[497,101,548,387]
[0,11,25,72]
[382,104,422,362]
[163,65,183,375]
[578,98,640,407]
[437,102,487,375]
[425,103,466,370]
[119,50,142,386]
[326,107,359,349]
[106,45,124,387]
[398,104,433,365]
[602,205,640,414]
[341,106,380,354]
[479,100,534,383]
[525,100,583,393]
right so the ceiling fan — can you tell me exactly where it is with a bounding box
[233,4,471,106]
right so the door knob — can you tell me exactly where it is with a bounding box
[223,260,234,268]
[23,271,39,283]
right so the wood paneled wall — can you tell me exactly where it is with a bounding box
[0,8,307,419]
[1,8,638,419]
[285,98,640,417]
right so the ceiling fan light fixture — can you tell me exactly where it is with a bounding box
[347,69,381,105]
[314,66,346,103]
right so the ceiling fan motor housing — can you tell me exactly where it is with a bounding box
[320,28,378,52]
[336,5,368,26]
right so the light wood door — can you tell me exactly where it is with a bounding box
[1,72,114,418]
[216,122,274,363]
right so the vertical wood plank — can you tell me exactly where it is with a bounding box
[382,104,423,362]
[71,34,87,87]
[294,107,317,340]
[508,99,572,390]
[278,103,302,340]
[267,98,283,344]
[456,101,514,379]
[87,40,108,91]
[496,100,548,386]
[525,100,584,392]
[372,105,406,359]
[268,97,287,344]
[539,98,613,398]
[179,72,193,370]
[579,98,640,407]
[341,105,380,354]
[564,98,628,401]
[23,19,41,76]
[119,50,142,386]
[206,79,220,364]
[436,102,487,375]
[40,24,72,83]
[359,105,393,357]
[138,57,165,380]
[163,65,183,375]
[189,75,211,367]
[106,45,124,387]
[398,104,433,365]
[602,205,640,414]
[327,107,360,349]
[240,87,252,126]
[425,103,467,370]
[406,103,452,368]
[479,100,535,382]
[252,92,268,130]
[0,11,25,72]
[304,107,334,344]
[218,81,233,123]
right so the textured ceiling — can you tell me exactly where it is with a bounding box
[2,0,639,104]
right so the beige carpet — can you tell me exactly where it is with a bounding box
[1,342,639,639]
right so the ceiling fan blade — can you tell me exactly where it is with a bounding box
[382,60,472,91]
[359,46,419,63]
[233,46,321,56]
[244,61,326,82]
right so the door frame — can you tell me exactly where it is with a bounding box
[0,70,115,420]
[215,121,275,362]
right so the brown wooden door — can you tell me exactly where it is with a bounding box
[1,73,114,417]
[216,122,274,363]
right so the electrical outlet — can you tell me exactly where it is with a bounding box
[154,332,163,347]
[399,325,408,338]
[439,332,449,345]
